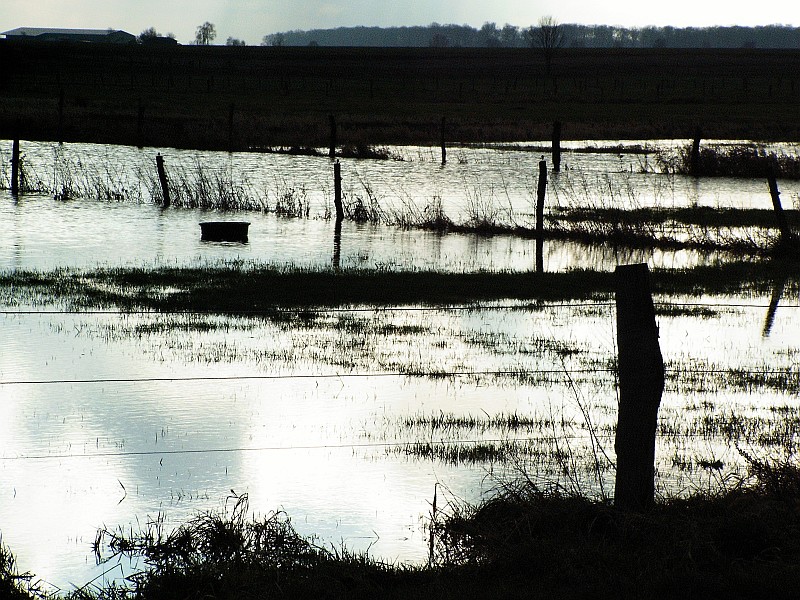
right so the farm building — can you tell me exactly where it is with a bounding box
[1,27,136,44]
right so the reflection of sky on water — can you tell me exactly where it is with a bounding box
[2,139,799,273]
[2,140,800,589]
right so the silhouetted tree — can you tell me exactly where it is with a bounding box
[195,22,216,45]
[527,16,565,74]
[226,37,246,46]
[480,22,501,47]
[137,27,159,43]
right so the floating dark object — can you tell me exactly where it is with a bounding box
[200,221,250,242]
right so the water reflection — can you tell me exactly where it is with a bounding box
[3,140,800,590]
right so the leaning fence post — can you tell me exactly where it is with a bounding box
[10,138,20,196]
[333,159,344,222]
[767,169,792,243]
[535,159,547,273]
[614,263,664,511]
[155,153,170,208]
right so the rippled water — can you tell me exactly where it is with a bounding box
[1,140,799,591]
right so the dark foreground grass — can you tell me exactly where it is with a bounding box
[2,260,800,313]
[5,457,800,600]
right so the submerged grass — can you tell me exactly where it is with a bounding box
[2,260,799,313]
[664,143,800,179]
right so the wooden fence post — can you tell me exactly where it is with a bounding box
[690,128,702,176]
[536,159,547,273]
[334,159,344,222]
[155,153,170,208]
[552,121,562,173]
[614,263,664,511]
[329,114,337,159]
[767,170,792,243]
[441,116,447,165]
[332,218,342,270]
[10,138,20,196]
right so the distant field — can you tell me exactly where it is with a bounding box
[1,42,799,149]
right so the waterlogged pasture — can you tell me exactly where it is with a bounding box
[1,140,800,591]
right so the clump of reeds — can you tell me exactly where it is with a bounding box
[0,539,39,600]
[338,144,404,161]
[94,493,396,599]
[346,180,383,223]
[273,182,310,218]
[661,144,800,179]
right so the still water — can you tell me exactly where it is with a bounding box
[1,140,799,591]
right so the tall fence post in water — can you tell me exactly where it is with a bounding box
[535,159,547,273]
[441,116,447,165]
[329,115,337,159]
[690,128,702,176]
[552,121,562,172]
[614,263,664,511]
[10,138,20,196]
[334,159,344,222]
[155,153,170,208]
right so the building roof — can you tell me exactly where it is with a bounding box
[1,27,135,40]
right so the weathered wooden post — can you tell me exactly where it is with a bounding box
[10,138,20,196]
[535,159,547,273]
[552,121,562,172]
[767,170,792,243]
[614,263,664,511]
[332,218,342,270]
[690,128,702,176]
[329,114,337,159]
[155,153,170,208]
[333,159,344,222]
[440,116,447,165]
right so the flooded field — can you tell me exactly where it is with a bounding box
[1,139,799,591]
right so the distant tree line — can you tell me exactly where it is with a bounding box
[260,23,800,49]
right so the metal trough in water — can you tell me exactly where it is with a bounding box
[200,221,250,242]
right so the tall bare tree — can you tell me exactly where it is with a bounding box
[195,22,216,45]
[526,16,565,74]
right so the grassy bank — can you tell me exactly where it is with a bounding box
[4,456,800,599]
[1,260,798,313]
[2,43,800,150]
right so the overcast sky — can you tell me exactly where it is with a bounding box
[4,0,798,45]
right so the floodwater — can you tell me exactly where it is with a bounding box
[1,140,799,591]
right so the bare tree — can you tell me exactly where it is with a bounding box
[195,22,216,45]
[526,16,565,74]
